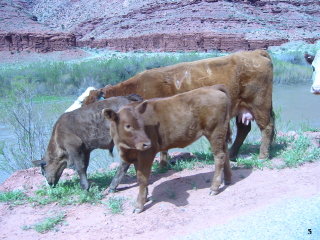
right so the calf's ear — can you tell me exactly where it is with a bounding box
[102,108,119,122]
[137,101,148,114]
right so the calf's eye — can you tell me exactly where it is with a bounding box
[125,124,131,130]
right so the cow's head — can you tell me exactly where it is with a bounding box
[103,102,151,151]
[32,152,68,187]
[305,52,320,94]
[82,89,104,105]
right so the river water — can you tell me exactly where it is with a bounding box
[0,84,319,184]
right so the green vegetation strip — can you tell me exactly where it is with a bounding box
[1,133,319,207]
[22,212,66,233]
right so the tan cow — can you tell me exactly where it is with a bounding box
[85,50,275,161]
[103,85,232,213]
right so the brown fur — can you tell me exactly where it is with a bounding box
[32,95,143,190]
[104,85,232,213]
[85,49,275,160]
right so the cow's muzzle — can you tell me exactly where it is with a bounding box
[311,85,320,94]
[136,141,152,151]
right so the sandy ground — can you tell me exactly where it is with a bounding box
[0,160,319,240]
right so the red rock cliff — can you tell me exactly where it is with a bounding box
[1,0,319,52]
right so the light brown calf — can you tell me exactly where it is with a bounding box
[104,85,232,213]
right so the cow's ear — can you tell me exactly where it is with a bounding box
[304,53,315,65]
[137,101,148,114]
[32,159,45,166]
[102,108,119,122]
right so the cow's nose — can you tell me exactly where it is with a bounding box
[137,142,151,150]
[142,142,151,149]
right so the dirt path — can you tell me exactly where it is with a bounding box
[0,161,319,240]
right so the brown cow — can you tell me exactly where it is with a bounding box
[103,85,232,213]
[32,94,142,190]
[84,50,275,161]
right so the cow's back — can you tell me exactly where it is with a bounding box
[55,96,137,150]
[131,50,272,116]
[141,86,231,150]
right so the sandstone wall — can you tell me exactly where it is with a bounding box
[0,33,76,52]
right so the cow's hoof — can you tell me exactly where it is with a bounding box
[258,153,269,159]
[133,208,143,214]
[103,188,116,196]
[209,190,219,196]
[224,180,232,185]
[108,188,116,193]
[80,181,90,191]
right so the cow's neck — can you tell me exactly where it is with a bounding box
[104,79,139,98]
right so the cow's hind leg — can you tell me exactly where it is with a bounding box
[108,161,131,193]
[255,109,275,159]
[229,117,251,161]
[159,151,168,168]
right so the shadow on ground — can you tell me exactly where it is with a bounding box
[143,167,252,210]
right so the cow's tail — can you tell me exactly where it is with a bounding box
[109,143,114,157]
[226,123,232,144]
[270,103,276,144]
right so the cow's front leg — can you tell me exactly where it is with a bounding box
[108,161,131,193]
[134,152,155,213]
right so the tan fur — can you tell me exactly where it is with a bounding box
[85,50,274,159]
[104,85,232,213]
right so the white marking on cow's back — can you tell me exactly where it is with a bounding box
[65,86,96,112]
[175,79,181,89]
[206,65,212,75]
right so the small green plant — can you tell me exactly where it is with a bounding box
[27,170,117,206]
[281,135,320,168]
[0,190,27,204]
[106,196,125,214]
[29,180,103,206]
[23,212,66,233]
[236,155,267,169]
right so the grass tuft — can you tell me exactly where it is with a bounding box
[281,135,320,168]
[105,196,126,214]
[0,190,27,205]
[22,212,66,233]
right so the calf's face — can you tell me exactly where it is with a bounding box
[103,103,151,151]
[33,154,67,187]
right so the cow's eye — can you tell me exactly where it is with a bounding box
[125,124,131,130]
[312,66,315,72]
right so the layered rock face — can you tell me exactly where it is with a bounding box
[1,0,319,52]
[0,0,76,52]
